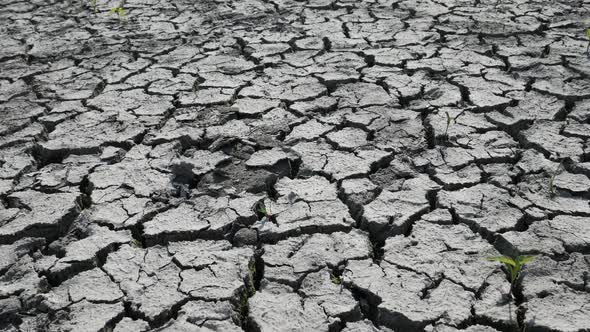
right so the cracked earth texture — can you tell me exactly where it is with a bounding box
[1,0,590,331]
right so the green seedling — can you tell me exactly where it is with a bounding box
[444,111,452,136]
[487,254,535,332]
[109,0,126,21]
[486,254,535,287]
[246,259,257,296]
[585,27,590,54]
[109,6,125,18]
[252,202,274,231]
[89,0,97,12]
[238,288,250,323]
[548,174,556,196]
[443,111,460,137]
[330,273,342,285]
[130,239,142,248]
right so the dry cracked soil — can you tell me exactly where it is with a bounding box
[1,0,590,331]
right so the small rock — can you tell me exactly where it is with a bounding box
[234,228,258,247]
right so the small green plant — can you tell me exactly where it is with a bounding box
[246,259,257,295]
[585,27,590,54]
[548,174,556,196]
[486,254,535,287]
[109,5,126,19]
[252,201,274,231]
[487,254,535,332]
[130,239,142,248]
[237,287,250,324]
[109,0,127,20]
[257,204,271,219]
[89,0,97,12]
[443,111,461,137]
[444,111,453,136]
[330,273,342,285]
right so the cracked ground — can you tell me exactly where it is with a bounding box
[1,0,590,331]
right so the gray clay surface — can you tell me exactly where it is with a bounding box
[0,0,589,331]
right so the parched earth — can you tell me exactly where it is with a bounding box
[1,0,590,331]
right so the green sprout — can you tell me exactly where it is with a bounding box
[330,273,342,285]
[90,0,97,12]
[486,255,535,287]
[130,239,142,248]
[109,6,125,18]
[585,27,590,54]
[548,174,556,196]
[246,259,257,296]
[252,201,273,231]
[238,287,250,324]
[443,111,459,137]
[109,0,127,21]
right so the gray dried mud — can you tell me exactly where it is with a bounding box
[0,0,589,331]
